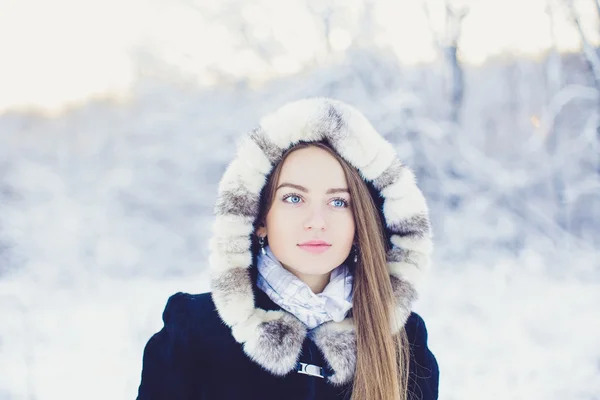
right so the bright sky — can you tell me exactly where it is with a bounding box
[0,0,598,113]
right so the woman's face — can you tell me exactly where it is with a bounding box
[257,146,356,277]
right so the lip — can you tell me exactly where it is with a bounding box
[298,240,331,246]
[298,241,331,254]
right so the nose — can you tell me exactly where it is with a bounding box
[304,205,326,231]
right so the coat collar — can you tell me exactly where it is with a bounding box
[208,98,433,386]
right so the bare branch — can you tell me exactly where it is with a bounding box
[567,0,600,92]
[545,0,562,95]
[421,0,442,50]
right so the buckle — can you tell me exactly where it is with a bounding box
[296,362,325,378]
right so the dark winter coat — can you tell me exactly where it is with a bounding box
[137,98,440,399]
[137,286,439,399]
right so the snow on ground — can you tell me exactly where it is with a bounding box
[0,273,209,400]
[418,252,600,399]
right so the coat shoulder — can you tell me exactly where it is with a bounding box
[404,312,430,345]
[160,292,226,345]
[404,312,439,399]
[163,292,216,323]
[162,291,218,324]
[137,292,222,399]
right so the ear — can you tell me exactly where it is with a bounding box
[256,225,267,238]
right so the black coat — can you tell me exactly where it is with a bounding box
[137,288,439,400]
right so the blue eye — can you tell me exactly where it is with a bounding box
[331,198,349,208]
[283,194,302,204]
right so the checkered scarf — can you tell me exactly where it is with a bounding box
[256,245,353,330]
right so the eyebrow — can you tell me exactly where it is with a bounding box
[276,182,349,195]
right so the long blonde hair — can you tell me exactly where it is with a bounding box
[256,141,410,400]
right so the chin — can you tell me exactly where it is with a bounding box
[291,261,340,275]
[294,269,334,277]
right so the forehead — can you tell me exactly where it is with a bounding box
[278,146,347,187]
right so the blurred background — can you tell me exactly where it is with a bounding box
[0,0,599,398]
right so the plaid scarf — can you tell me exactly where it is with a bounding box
[256,245,353,330]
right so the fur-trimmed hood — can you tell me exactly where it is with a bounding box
[208,98,432,386]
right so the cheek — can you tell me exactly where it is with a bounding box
[264,211,297,259]
[265,206,296,239]
[267,203,303,225]
[331,212,355,242]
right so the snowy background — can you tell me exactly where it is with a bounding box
[1,0,600,399]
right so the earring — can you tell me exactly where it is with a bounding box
[259,236,267,255]
[353,245,359,263]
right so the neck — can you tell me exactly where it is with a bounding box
[283,266,331,294]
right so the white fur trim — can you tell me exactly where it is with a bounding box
[211,215,255,237]
[259,100,327,148]
[390,234,434,254]
[241,310,307,376]
[218,158,266,196]
[330,102,386,169]
[360,143,397,182]
[209,234,251,256]
[390,305,411,334]
[211,285,255,326]
[236,135,274,175]
[231,309,281,342]
[208,97,433,380]
[380,167,418,199]
[389,261,424,288]
[315,317,355,334]
[312,318,357,386]
[208,250,253,272]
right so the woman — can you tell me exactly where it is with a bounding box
[137,98,439,400]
